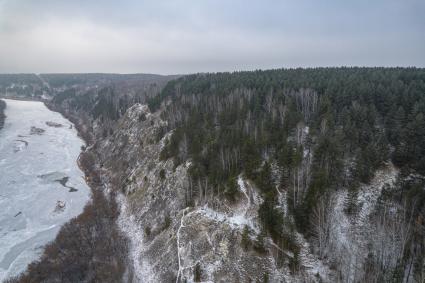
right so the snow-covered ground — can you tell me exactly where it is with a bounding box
[117,193,155,283]
[328,163,398,282]
[0,99,90,281]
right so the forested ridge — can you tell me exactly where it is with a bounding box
[4,68,425,282]
[150,67,425,281]
[0,74,45,97]
[151,67,425,209]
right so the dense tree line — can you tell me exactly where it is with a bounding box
[0,74,41,87]
[40,73,170,88]
[371,170,425,282]
[149,67,425,275]
[50,79,165,141]
[0,74,47,97]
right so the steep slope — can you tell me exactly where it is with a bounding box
[99,98,419,282]
[8,68,425,283]
[99,104,335,282]
[140,68,425,282]
[313,164,400,282]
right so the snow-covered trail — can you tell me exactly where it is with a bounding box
[176,207,191,283]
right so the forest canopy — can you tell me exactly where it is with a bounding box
[149,67,425,234]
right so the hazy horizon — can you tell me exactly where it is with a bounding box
[1,66,425,77]
[1,0,424,74]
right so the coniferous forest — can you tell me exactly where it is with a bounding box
[150,67,425,281]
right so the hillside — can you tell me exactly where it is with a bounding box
[0,73,177,101]
[8,68,425,283]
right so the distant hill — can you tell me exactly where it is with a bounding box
[0,74,44,98]
[39,73,176,88]
[0,73,178,99]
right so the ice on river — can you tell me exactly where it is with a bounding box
[0,99,90,281]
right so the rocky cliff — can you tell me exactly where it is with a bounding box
[96,103,336,282]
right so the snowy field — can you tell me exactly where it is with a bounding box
[0,99,90,281]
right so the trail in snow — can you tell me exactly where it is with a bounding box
[176,208,199,283]
[175,208,189,283]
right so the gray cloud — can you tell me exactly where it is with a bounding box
[0,0,424,74]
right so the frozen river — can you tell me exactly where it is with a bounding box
[0,99,90,281]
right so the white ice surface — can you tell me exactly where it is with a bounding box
[0,99,90,281]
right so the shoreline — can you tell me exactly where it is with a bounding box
[2,97,96,179]
[0,97,93,191]
[0,100,93,282]
[45,102,94,146]
[0,96,48,130]
[46,103,97,186]
[5,95,129,282]
[44,103,93,178]
[7,100,129,282]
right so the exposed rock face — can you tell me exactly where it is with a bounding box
[54,200,66,213]
[99,104,186,282]
[97,104,334,282]
[30,126,45,135]
[45,121,63,127]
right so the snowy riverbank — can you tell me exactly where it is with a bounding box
[0,99,90,281]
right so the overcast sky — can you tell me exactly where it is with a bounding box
[0,0,424,74]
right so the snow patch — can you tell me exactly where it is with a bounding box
[325,163,399,282]
[297,232,334,281]
[117,194,156,283]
